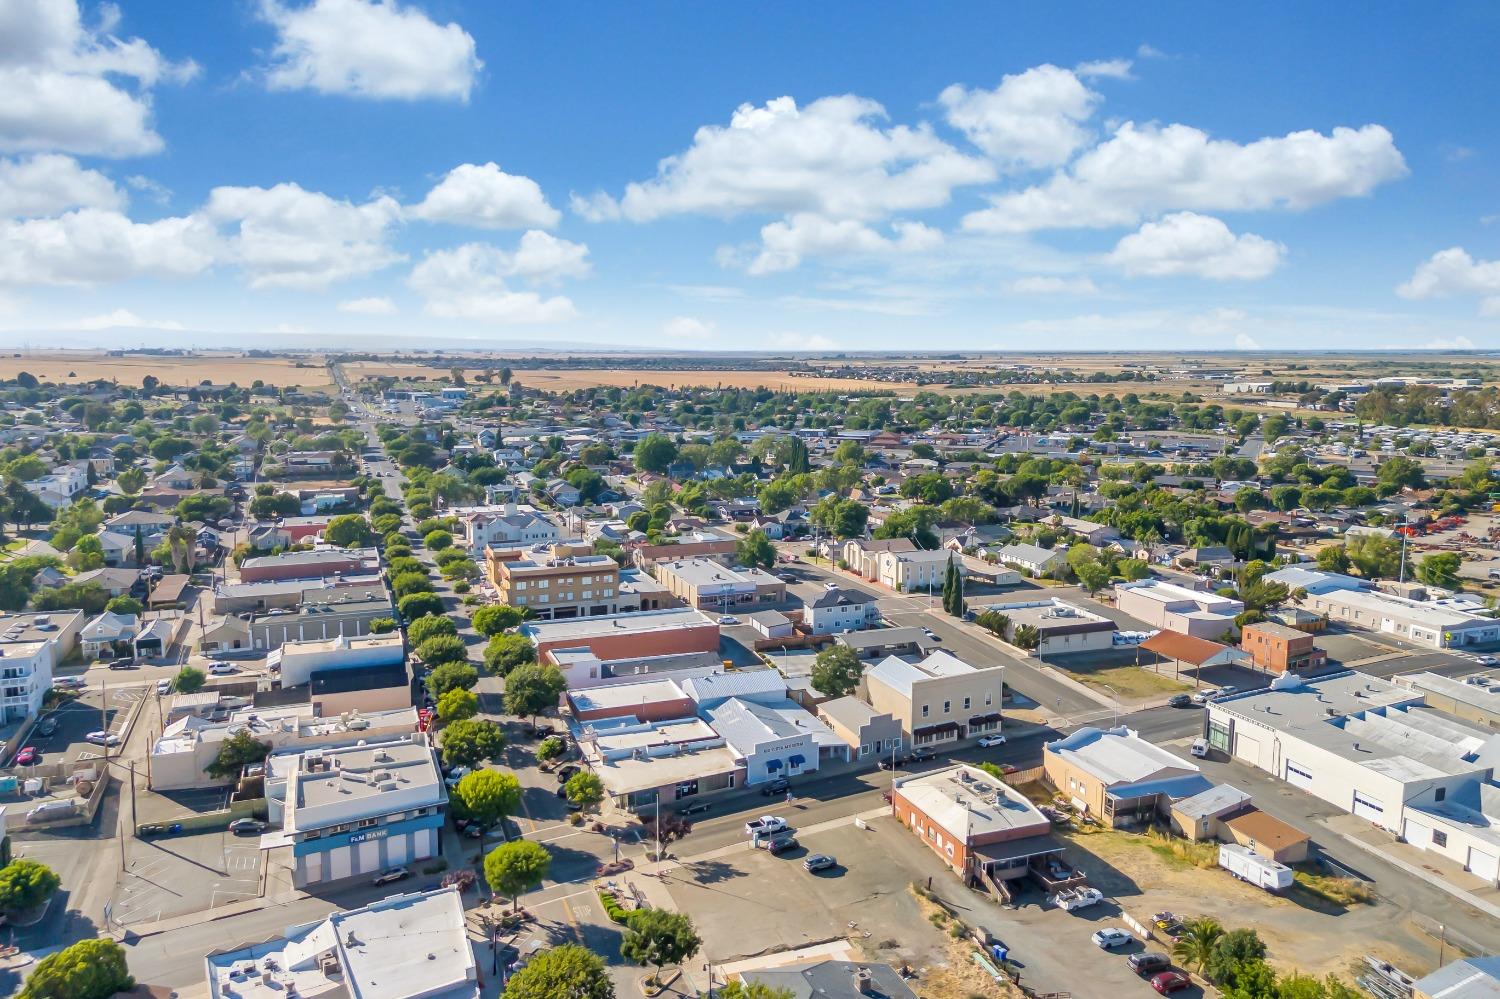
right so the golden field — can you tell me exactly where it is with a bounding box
[0,352,335,390]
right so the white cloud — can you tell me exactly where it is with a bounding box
[408,162,560,230]
[338,296,397,315]
[744,214,943,274]
[1075,58,1133,80]
[1136,43,1167,59]
[939,64,1101,169]
[0,0,197,157]
[1234,332,1262,349]
[1001,275,1098,295]
[407,236,587,324]
[667,284,745,302]
[258,0,481,102]
[768,331,838,350]
[0,154,122,217]
[0,209,216,286]
[963,122,1406,233]
[663,316,714,339]
[1106,211,1284,280]
[125,174,172,205]
[67,308,183,330]
[1416,335,1476,349]
[203,182,404,289]
[584,94,993,224]
[1398,247,1500,316]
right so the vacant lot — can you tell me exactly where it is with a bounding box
[0,352,334,389]
[1066,663,1191,699]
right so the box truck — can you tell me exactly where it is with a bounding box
[1218,843,1293,892]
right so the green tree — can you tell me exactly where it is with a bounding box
[442,718,506,768]
[116,467,146,495]
[0,858,60,913]
[471,604,524,636]
[484,632,537,676]
[633,434,679,474]
[416,634,469,667]
[407,614,458,646]
[427,661,479,698]
[1346,532,1403,579]
[810,644,863,698]
[324,514,374,548]
[423,529,454,551]
[437,687,479,723]
[173,666,206,693]
[368,617,397,634]
[715,982,794,999]
[621,909,701,986]
[1315,545,1352,573]
[502,944,613,999]
[206,730,271,779]
[19,938,133,999]
[398,591,444,619]
[484,839,551,911]
[1171,917,1225,975]
[537,736,565,762]
[392,571,434,598]
[454,769,521,830]
[736,529,776,570]
[564,770,605,812]
[1417,551,1463,589]
[504,663,566,725]
[1012,624,1040,650]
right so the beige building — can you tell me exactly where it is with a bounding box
[1044,725,1207,827]
[487,547,624,620]
[861,650,1003,748]
[653,558,786,612]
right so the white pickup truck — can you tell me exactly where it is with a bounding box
[744,815,788,837]
[1050,887,1104,912]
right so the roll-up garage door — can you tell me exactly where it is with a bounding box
[1402,818,1432,849]
[1285,761,1314,791]
[1468,847,1500,883]
[1235,732,1261,764]
[1352,792,1384,823]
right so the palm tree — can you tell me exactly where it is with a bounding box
[1171,917,1225,976]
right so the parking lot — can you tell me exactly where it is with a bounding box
[15,687,142,769]
[110,828,265,927]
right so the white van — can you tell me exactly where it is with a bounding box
[1190,738,1209,759]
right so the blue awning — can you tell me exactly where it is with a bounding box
[765,759,783,771]
[788,754,806,767]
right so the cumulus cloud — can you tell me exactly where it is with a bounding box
[743,214,942,274]
[1075,58,1133,80]
[0,154,123,217]
[663,316,714,339]
[939,64,1102,169]
[1398,247,1500,315]
[1106,212,1285,280]
[408,162,560,229]
[0,209,216,286]
[963,122,1406,233]
[1001,275,1098,295]
[0,0,197,157]
[258,0,481,101]
[338,296,397,315]
[581,95,993,224]
[67,309,183,330]
[768,331,838,350]
[203,182,404,289]
[407,234,588,323]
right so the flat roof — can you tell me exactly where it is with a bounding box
[0,609,83,645]
[999,599,1115,633]
[281,632,404,657]
[1046,726,1198,786]
[894,763,1049,841]
[289,740,443,830]
[570,678,687,713]
[1118,579,1242,609]
[657,558,781,587]
[521,607,716,643]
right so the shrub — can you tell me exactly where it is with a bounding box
[407,614,458,646]
[598,890,631,923]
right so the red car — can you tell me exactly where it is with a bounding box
[14,747,37,766]
[1151,972,1191,995]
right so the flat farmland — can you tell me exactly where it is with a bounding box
[0,352,334,389]
[346,361,924,393]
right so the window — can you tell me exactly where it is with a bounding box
[921,705,930,718]
[942,700,951,714]
[1435,787,1446,802]
[1432,830,1448,847]
[357,818,378,828]
[963,697,971,710]
[985,692,993,706]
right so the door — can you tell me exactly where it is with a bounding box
[357,839,380,873]
[1285,761,1314,791]
[386,835,408,867]
[1352,792,1384,823]
[1402,818,1432,850]
[1235,732,1261,765]
[1468,847,1500,883]
[327,847,351,882]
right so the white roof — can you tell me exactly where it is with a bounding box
[1046,726,1199,786]
[894,764,1049,840]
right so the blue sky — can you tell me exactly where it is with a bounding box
[2,0,1499,352]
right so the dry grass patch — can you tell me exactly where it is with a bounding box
[904,884,1019,999]
[1292,866,1372,907]
[1067,664,1191,699]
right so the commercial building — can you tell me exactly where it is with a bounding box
[567,677,695,724]
[487,549,624,620]
[987,598,1115,656]
[206,887,477,999]
[873,547,955,594]
[1044,726,1209,827]
[1265,567,1500,649]
[891,763,1057,884]
[267,633,410,714]
[267,736,446,887]
[816,696,903,763]
[862,650,1003,748]
[653,558,786,612]
[576,715,743,812]
[209,575,384,615]
[270,632,405,688]
[993,543,1066,577]
[706,696,839,784]
[840,538,917,581]
[1412,958,1500,999]
[633,535,738,573]
[245,585,395,651]
[0,610,83,723]
[1240,621,1328,674]
[522,607,721,663]
[1114,579,1244,639]
[239,547,379,583]
[1402,670,1500,728]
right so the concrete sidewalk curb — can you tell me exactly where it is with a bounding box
[1327,820,1500,922]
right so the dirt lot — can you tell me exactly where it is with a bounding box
[0,352,334,389]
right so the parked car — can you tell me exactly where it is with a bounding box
[1091,928,1133,950]
[679,800,712,816]
[371,867,410,886]
[762,833,798,855]
[34,719,57,737]
[1167,693,1193,708]
[1190,690,1216,705]
[744,815,789,836]
[1478,655,1499,667]
[909,747,935,763]
[1151,972,1192,995]
[85,731,121,746]
[977,734,1007,748]
[52,676,86,690]
[877,757,905,771]
[1190,738,1209,759]
[802,854,836,872]
[1129,953,1172,976]
[108,660,136,671]
[156,678,173,695]
[208,663,238,675]
[761,776,791,797]
[14,747,37,766]
[1050,886,1103,912]
[555,764,581,784]
[717,615,739,625]
[229,818,267,835]
[1215,685,1239,699]
[921,628,940,641]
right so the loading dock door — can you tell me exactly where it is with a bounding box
[1469,847,1500,883]
[1352,792,1385,824]
[1285,761,1314,791]
[1402,818,1432,850]
[1235,732,1261,765]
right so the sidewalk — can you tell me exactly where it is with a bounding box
[1322,812,1500,921]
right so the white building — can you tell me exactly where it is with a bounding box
[266,737,446,887]
[0,610,83,723]
[805,586,880,634]
[1114,579,1244,640]
[206,887,477,999]
[706,696,838,784]
[268,632,406,688]
[874,547,955,594]
[1265,567,1500,649]
[993,543,1066,577]
[1207,672,1500,884]
[456,503,560,550]
[24,462,89,509]
[80,611,138,659]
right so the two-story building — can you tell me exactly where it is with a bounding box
[861,651,1003,749]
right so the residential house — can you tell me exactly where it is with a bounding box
[80,611,138,659]
[1044,725,1210,827]
[805,586,880,634]
[994,543,1066,576]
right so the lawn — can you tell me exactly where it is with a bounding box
[1066,664,1191,699]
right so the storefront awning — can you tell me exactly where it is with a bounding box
[765,758,783,771]
[788,754,805,767]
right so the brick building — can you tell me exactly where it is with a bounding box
[891,763,1056,884]
[1240,621,1327,675]
[521,608,721,663]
